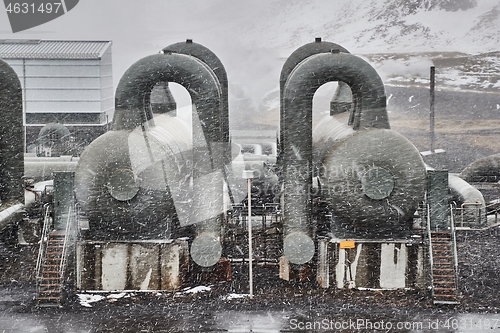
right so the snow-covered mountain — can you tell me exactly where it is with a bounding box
[189,0,500,54]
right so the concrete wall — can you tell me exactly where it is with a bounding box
[76,239,189,291]
[316,239,425,290]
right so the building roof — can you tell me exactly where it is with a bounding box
[0,40,112,59]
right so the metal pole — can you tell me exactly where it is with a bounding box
[430,66,435,153]
[247,177,253,299]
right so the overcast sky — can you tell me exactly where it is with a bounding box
[1,0,499,110]
[1,1,298,112]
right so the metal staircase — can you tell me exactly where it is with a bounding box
[427,205,460,305]
[35,205,73,307]
[37,232,66,306]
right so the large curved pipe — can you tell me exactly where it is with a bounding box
[459,153,500,183]
[162,39,229,143]
[282,52,388,264]
[279,38,350,157]
[162,40,235,205]
[0,59,24,205]
[85,52,225,267]
[449,173,486,224]
[113,53,222,140]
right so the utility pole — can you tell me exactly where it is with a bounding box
[430,66,436,153]
[242,170,255,299]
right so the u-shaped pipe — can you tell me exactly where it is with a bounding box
[0,59,24,205]
[76,52,226,267]
[162,40,235,204]
[279,38,350,157]
[281,52,389,264]
[163,39,229,143]
[115,52,226,267]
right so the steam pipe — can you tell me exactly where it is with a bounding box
[0,59,24,205]
[459,153,500,183]
[162,40,234,205]
[162,39,229,143]
[77,52,225,267]
[281,52,388,264]
[114,53,224,267]
[279,38,350,158]
[449,173,486,225]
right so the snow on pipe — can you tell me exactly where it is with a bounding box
[0,58,24,205]
[449,173,486,222]
[281,51,390,264]
[76,52,226,267]
[459,153,500,183]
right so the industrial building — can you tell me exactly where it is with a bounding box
[0,39,113,153]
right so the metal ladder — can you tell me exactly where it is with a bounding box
[427,205,460,305]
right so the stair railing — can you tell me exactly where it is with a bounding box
[449,203,459,298]
[35,203,52,285]
[426,204,435,298]
[59,206,74,286]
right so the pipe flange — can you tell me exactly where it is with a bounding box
[284,231,315,264]
[190,233,222,267]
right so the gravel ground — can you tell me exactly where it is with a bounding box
[2,226,500,332]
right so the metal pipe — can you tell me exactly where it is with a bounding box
[279,38,350,159]
[24,155,79,181]
[281,52,388,264]
[448,173,486,226]
[429,66,436,153]
[0,58,24,204]
[113,52,224,267]
[163,40,234,206]
[163,39,229,143]
[75,52,226,266]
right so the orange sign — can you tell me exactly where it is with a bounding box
[340,240,355,249]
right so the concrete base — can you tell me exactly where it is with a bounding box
[316,239,425,290]
[76,239,189,291]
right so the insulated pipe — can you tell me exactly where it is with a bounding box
[162,39,229,143]
[115,53,223,267]
[449,173,486,224]
[97,52,224,267]
[279,38,350,157]
[113,53,222,141]
[459,153,500,183]
[162,40,235,206]
[282,52,388,264]
[0,59,24,205]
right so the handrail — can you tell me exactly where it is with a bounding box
[460,202,484,228]
[59,206,74,284]
[426,204,434,298]
[35,203,52,301]
[449,204,459,298]
[35,203,52,280]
